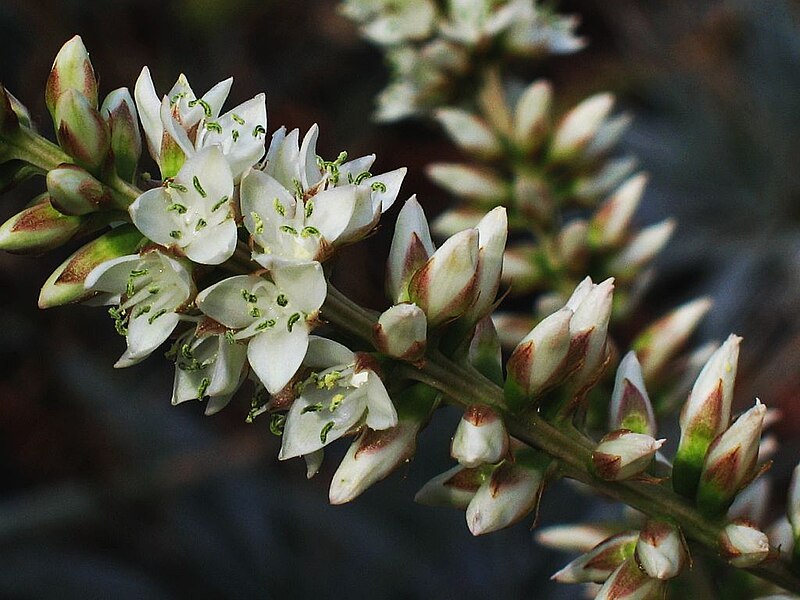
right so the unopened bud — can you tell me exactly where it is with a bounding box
[465,447,548,535]
[550,93,614,161]
[674,334,741,498]
[374,303,427,361]
[592,430,664,481]
[426,163,507,206]
[505,308,572,403]
[47,164,113,215]
[0,195,85,253]
[513,172,555,226]
[387,195,435,302]
[329,422,418,505]
[697,400,767,516]
[468,316,503,384]
[513,80,552,152]
[569,277,615,387]
[635,520,687,580]
[464,207,507,323]
[719,520,771,567]
[729,476,770,525]
[0,85,19,134]
[54,89,110,173]
[574,156,637,202]
[45,35,98,119]
[451,405,508,467]
[584,113,632,159]
[38,224,143,308]
[478,70,512,136]
[500,243,543,294]
[608,219,675,279]
[633,297,713,382]
[588,174,648,248]
[594,557,664,600]
[551,530,639,584]
[555,219,588,266]
[535,524,620,554]
[431,207,486,240]
[609,351,656,436]
[407,228,479,326]
[101,88,142,182]
[434,108,501,158]
[414,464,486,510]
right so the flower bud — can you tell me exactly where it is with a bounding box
[536,524,620,554]
[609,351,656,436]
[588,174,648,248]
[45,36,98,119]
[434,108,502,158]
[513,80,552,152]
[46,164,113,216]
[451,405,509,467]
[468,316,503,384]
[374,303,427,361]
[551,531,639,584]
[697,400,767,516]
[465,447,548,536]
[592,430,664,481]
[426,163,507,206]
[387,195,435,302]
[0,85,19,134]
[407,228,479,326]
[594,558,664,600]
[569,277,615,387]
[491,312,534,348]
[329,421,418,505]
[431,207,486,239]
[500,243,543,294]
[633,297,713,382]
[464,207,507,323]
[767,517,794,559]
[729,476,770,525]
[54,89,110,173]
[505,307,572,403]
[574,156,637,202]
[673,334,741,498]
[550,93,614,161]
[414,464,486,510]
[38,224,143,308]
[513,172,555,226]
[635,520,687,580]
[608,219,675,278]
[478,70,512,136]
[719,520,771,567]
[0,195,86,253]
[101,88,142,182]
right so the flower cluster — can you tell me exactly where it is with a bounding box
[340,0,584,120]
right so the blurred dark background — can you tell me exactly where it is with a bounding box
[2,1,800,598]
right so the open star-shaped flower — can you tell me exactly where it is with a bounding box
[85,249,194,368]
[129,146,237,265]
[280,336,398,460]
[195,262,326,394]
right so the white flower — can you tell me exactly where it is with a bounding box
[170,326,248,415]
[134,67,266,179]
[263,124,406,243]
[240,168,362,268]
[85,250,194,368]
[195,262,326,394]
[129,146,237,265]
[280,336,398,459]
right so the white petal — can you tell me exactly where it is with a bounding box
[197,275,261,329]
[201,77,233,120]
[338,154,376,183]
[362,167,407,212]
[184,219,237,265]
[125,311,180,363]
[134,67,162,159]
[265,127,300,189]
[271,261,327,314]
[248,322,309,393]
[304,335,355,369]
[240,169,297,241]
[307,186,358,243]
[85,254,143,293]
[198,94,267,179]
[174,146,235,213]
[205,393,234,416]
[304,449,324,478]
[364,372,397,430]
[159,97,195,156]
[207,337,249,397]
[129,188,181,247]
[299,124,322,189]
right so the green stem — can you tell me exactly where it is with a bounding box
[321,283,800,595]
